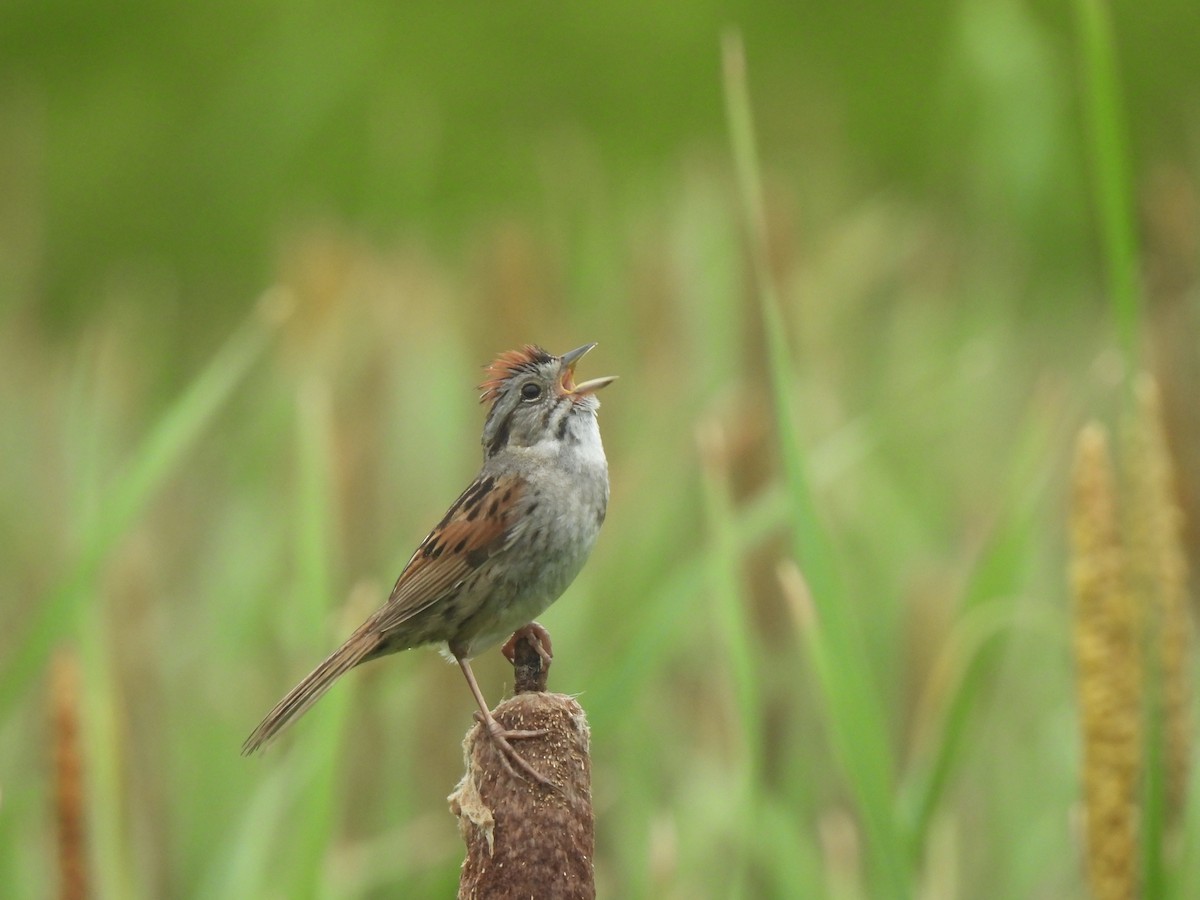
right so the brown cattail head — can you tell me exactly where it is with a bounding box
[1127,376,1193,827]
[51,648,88,900]
[449,625,594,900]
[1071,423,1141,900]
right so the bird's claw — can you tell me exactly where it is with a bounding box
[501,622,554,668]
[472,711,555,787]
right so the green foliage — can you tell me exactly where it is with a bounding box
[723,33,910,897]
[1074,0,1143,375]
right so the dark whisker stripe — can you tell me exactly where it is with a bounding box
[486,413,512,457]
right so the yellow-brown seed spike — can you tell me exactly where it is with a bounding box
[1128,376,1193,827]
[50,648,88,900]
[1071,423,1141,900]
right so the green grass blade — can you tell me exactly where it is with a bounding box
[1074,0,1142,373]
[0,293,290,722]
[63,326,141,899]
[698,424,764,758]
[197,762,299,900]
[1143,687,1167,900]
[897,392,1062,851]
[698,421,765,896]
[756,797,825,897]
[1171,755,1200,899]
[78,611,141,900]
[284,378,352,900]
[586,482,790,736]
[721,32,909,898]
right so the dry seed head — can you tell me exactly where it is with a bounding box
[51,648,88,900]
[1070,423,1141,900]
[1129,375,1193,825]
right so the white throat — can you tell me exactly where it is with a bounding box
[529,409,607,471]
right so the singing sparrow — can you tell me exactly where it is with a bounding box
[242,343,614,785]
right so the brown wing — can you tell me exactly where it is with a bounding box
[367,471,525,636]
[241,471,526,754]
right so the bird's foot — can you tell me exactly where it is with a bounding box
[502,622,553,669]
[503,623,554,693]
[472,709,555,788]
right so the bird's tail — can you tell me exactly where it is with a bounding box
[242,627,381,755]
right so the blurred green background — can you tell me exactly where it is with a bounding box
[2,2,1199,897]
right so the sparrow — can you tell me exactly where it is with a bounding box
[242,343,615,785]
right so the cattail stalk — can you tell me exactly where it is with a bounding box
[448,628,595,899]
[1071,423,1141,900]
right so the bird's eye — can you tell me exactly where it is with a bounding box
[520,382,542,401]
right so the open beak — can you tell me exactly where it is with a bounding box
[560,342,617,396]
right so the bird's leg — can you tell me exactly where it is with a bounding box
[501,621,554,670]
[456,655,554,788]
[501,622,554,694]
